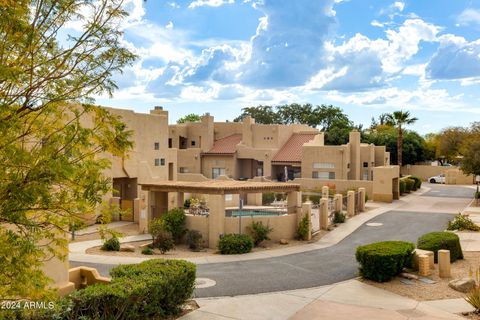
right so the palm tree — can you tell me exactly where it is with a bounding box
[386,111,418,167]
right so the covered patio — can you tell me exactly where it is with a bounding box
[139,180,302,248]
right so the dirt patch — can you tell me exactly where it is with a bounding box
[362,251,480,301]
[71,223,141,242]
[85,230,329,259]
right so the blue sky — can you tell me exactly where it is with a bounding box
[93,0,480,134]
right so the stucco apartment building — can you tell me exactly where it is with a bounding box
[168,113,390,182]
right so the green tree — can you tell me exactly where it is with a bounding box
[0,0,134,299]
[385,111,418,166]
[276,103,317,126]
[177,113,202,124]
[233,105,281,124]
[461,140,480,177]
[435,127,468,165]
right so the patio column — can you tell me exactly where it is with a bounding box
[322,186,329,199]
[208,194,226,249]
[358,188,366,212]
[139,191,151,234]
[301,202,312,241]
[287,191,301,214]
[347,190,355,217]
[177,192,185,209]
[334,194,342,213]
[320,198,329,230]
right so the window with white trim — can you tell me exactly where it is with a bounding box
[313,162,335,169]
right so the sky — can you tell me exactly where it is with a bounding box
[92,0,480,134]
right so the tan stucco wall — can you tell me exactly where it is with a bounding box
[295,178,373,198]
[185,215,209,246]
[401,165,474,184]
[301,145,350,180]
[224,215,297,241]
[372,166,400,203]
[201,154,237,179]
[176,148,202,174]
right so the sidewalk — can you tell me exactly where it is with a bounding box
[181,279,472,320]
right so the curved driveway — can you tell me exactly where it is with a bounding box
[71,184,473,298]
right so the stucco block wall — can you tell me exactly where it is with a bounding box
[224,215,297,241]
[372,166,400,203]
[176,148,202,174]
[185,215,209,246]
[201,155,237,179]
[295,178,373,198]
[301,145,349,180]
[401,165,474,184]
[214,122,243,140]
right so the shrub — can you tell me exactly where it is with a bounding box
[405,178,415,192]
[475,191,480,200]
[365,193,369,203]
[184,198,192,208]
[155,232,175,254]
[186,230,203,251]
[162,208,186,243]
[262,192,275,205]
[410,176,422,190]
[248,221,273,246]
[417,231,463,263]
[356,241,415,282]
[67,259,196,319]
[296,214,310,240]
[466,287,480,311]
[102,236,120,251]
[333,211,346,224]
[142,247,153,255]
[218,234,254,254]
[399,180,406,195]
[447,214,480,231]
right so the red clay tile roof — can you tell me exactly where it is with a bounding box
[272,133,317,163]
[204,134,242,154]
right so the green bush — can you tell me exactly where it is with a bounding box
[184,198,192,208]
[417,231,463,263]
[102,236,120,251]
[148,218,175,254]
[218,234,254,254]
[296,214,310,240]
[399,180,406,195]
[365,193,369,203]
[447,214,480,231]
[410,176,422,189]
[162,208,186,243]
[405,178,415,192]
[262,192,275,205]
[186,230,203,251]
[356,241,415,282]
[142,247,153,255]
[333,211,346,224]
[66,259,196,319]
[248,221,273,246]
[475,191,480,200]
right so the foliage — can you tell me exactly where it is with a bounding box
[365,193,369,203]
[0,0,134,298]
[302,194,321,204]
[461,140,480,177]
[233,105,281,124]
[447,214,480,231]
[297,215,310,240]
[186,230,203,251]
[410,176,422,189]
[177,113,202,124]
[417,231,463,263]
[404,178,415,192]
[333,211,346,224]
[65,259,196,319]
[434,127,469,164]
[248,221,273,246]
[218,234,254,254]
[184,198,192,208]
[262,192,276,205]
[465,287,480,311]
[141,247,154,255]
[475,192,480,200]
[102,237,120,252]
[399,180,406,194]
[384,111,418,167]
[148,218,175,254]
[356,241,415,282]
[162,208,187,243]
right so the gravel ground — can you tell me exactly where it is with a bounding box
[363,251,480,301]
[71,223,141,242]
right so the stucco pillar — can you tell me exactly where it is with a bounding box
[208,194,226,249]
[177,192,185,208]
[133,198,140,223]
[322,186,329,199]
[138,192,150,234]
[334,194,342,213]
[109,197,120,221]
[347,191,355,217]
[287,191,301,214]
[320,198,329,230]
[358,188,366,212]
[301,202,312,241]
[438,250,451,278]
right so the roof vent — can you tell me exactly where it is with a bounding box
[154,106,163,110]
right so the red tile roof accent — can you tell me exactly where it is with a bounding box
[205,134,242,154]
[272,133,317,163]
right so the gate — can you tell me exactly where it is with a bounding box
[120,200,134,221]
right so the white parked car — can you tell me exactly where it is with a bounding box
[428,173,445,184]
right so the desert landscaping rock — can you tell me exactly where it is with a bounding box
[448,278,476,293]
[120,244,135,252]
[279,239,289,245]
[400,273,419,280]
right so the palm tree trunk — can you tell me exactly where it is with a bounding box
[398,127,403,167]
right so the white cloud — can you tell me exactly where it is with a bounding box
[165,21,174,30]
[393,1,405,12]
[371,20,384,28]
[188,0,234,9]
[457,8,480,27]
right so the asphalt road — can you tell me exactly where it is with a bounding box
[421,183,474,198]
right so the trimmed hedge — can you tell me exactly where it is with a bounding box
[405,178,415,192]
[417,231,463,263]
[399,180,406,195]
[356,241,415,282]
[102,237,120,251]
[447,214,480,231]
[410,176,422,190]
[218,234,254,254]
[66,259,196,319]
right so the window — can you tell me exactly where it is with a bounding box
[363,170,369,180]
[154,142,160,150]
[168,138,172,148]
[154,158,160,166]
[191,140,196,146]
[225,194,233,201]
[312,171,335,179]
[160,158,165,166]
[179,167,189,173]
[313,162,335,169]
[363,162,368,168]
[212,168,226,179]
